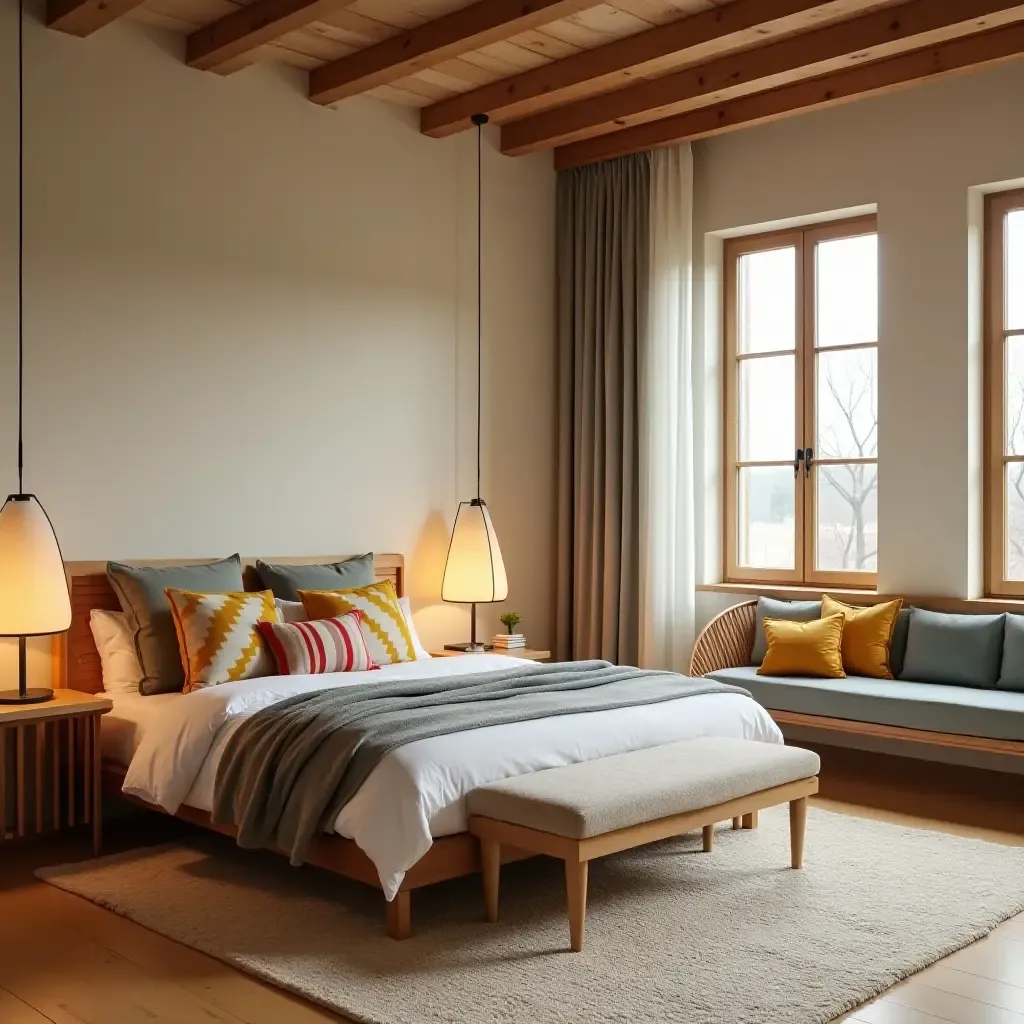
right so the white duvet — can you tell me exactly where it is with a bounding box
[121,655,783,899]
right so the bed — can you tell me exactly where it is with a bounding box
[60,555,784,939]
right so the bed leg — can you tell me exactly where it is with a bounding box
[741,810,759,830]
[732,816,742,830]
[702,824,714,852]
[386,890,412,941]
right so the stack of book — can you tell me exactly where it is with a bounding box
[492,633,526,651]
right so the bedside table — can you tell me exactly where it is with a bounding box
[0,689,112,855]
[431,649,552,663]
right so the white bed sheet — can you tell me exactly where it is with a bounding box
[103,692,182,765]
[121,656,783,899]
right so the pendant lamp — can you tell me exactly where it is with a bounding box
[441,114,508,652]
[0,0,72,704]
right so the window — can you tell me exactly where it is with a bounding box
[724,216,879,587]
[986,189,1024,596]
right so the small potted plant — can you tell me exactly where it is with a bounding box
[499,611,522,635]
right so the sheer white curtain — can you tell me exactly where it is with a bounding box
[639,143,695,671]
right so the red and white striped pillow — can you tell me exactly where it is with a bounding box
[257,611,377,676]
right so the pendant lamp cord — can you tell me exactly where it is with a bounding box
[474,115,483,503]
[16,0,24,495]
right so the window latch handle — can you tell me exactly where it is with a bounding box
[804,447,814,476]
[794,448,804,478]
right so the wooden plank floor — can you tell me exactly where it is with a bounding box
[0,799,1020,1024]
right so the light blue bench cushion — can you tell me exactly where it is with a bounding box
[705,666,1024,742]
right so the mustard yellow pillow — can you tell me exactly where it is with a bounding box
[821,595,903,679]
[300,579,416,666]
[758,613,846,678]
[165,589,280,692]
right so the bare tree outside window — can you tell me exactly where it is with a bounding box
[725,218,878,584]
[1003,360,1024,579]
[816,348,878,573]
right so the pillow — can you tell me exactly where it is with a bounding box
[751,597,821,664]
[107,555,245,695]
[276,598,307,624]
[255,555,375,602]
[165,589,280,693]
[398,595,430,661]
[300,580,416,666]
[258,612,376,676]
[821,595,903,679]
[899,608,1005,688]
[888,606,912,678]
[89,609,143,694]
[996,613,1024,692]
[275,593,429,656]
[758,613,846,679]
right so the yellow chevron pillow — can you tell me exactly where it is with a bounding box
[300,580,415,666]
[166,589,280,692]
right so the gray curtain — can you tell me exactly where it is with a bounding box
[555,154,650,665]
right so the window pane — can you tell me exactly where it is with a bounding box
[738,466,795,569]
[737,247,796,354]
[1006,336,1024,455]
[814,463,877,573]
[1008,210,1024,331]
[739,355,795,461]
[816,347,878,459]
[1005,462,1024,580]
[816,233,877,348]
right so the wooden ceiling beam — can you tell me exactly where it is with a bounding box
[554,21,1024,170]
[186,0,360,74]
[47,0,147,37]
[308,0,604,107]
[507,0,1024,155]
[420,0,841,139]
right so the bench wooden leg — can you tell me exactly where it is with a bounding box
[481,837,501,923]
[386,890,411,940]
[741,810,759,830]
[565,859,588,953]
[790,796,807,869]
[702,824,714,852]
[732,816,742,830]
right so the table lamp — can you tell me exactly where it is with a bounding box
[441,114,509,652]
[0,0,73,704]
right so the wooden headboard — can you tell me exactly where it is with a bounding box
[60,554,405,694]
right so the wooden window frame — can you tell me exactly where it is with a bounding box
[985,188,1024,597]
[724,214,879,590]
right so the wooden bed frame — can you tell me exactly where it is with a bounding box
[60,554,530,940]
[689,600,1024,760]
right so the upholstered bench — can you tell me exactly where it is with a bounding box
[467,737,819,952]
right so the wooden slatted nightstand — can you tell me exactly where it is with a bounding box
[0,689,112,855]
[430,649,552,662]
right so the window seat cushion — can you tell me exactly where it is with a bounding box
[706,666,1024,742]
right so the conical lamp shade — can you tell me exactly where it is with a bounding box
[442,499,508,604]
[0,494,71,637]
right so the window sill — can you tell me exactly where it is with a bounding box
[696,582,1024,613]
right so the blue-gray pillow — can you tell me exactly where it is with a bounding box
[107,555,245,696]
[899,608,1005,689]
[750,597,821,665]
[255,554,375,601]
[888,607,912,678]
[997,613,1024,692]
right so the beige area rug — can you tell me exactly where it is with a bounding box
[39,807,1024,1024]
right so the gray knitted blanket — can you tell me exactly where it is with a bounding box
[212,659,750,866]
